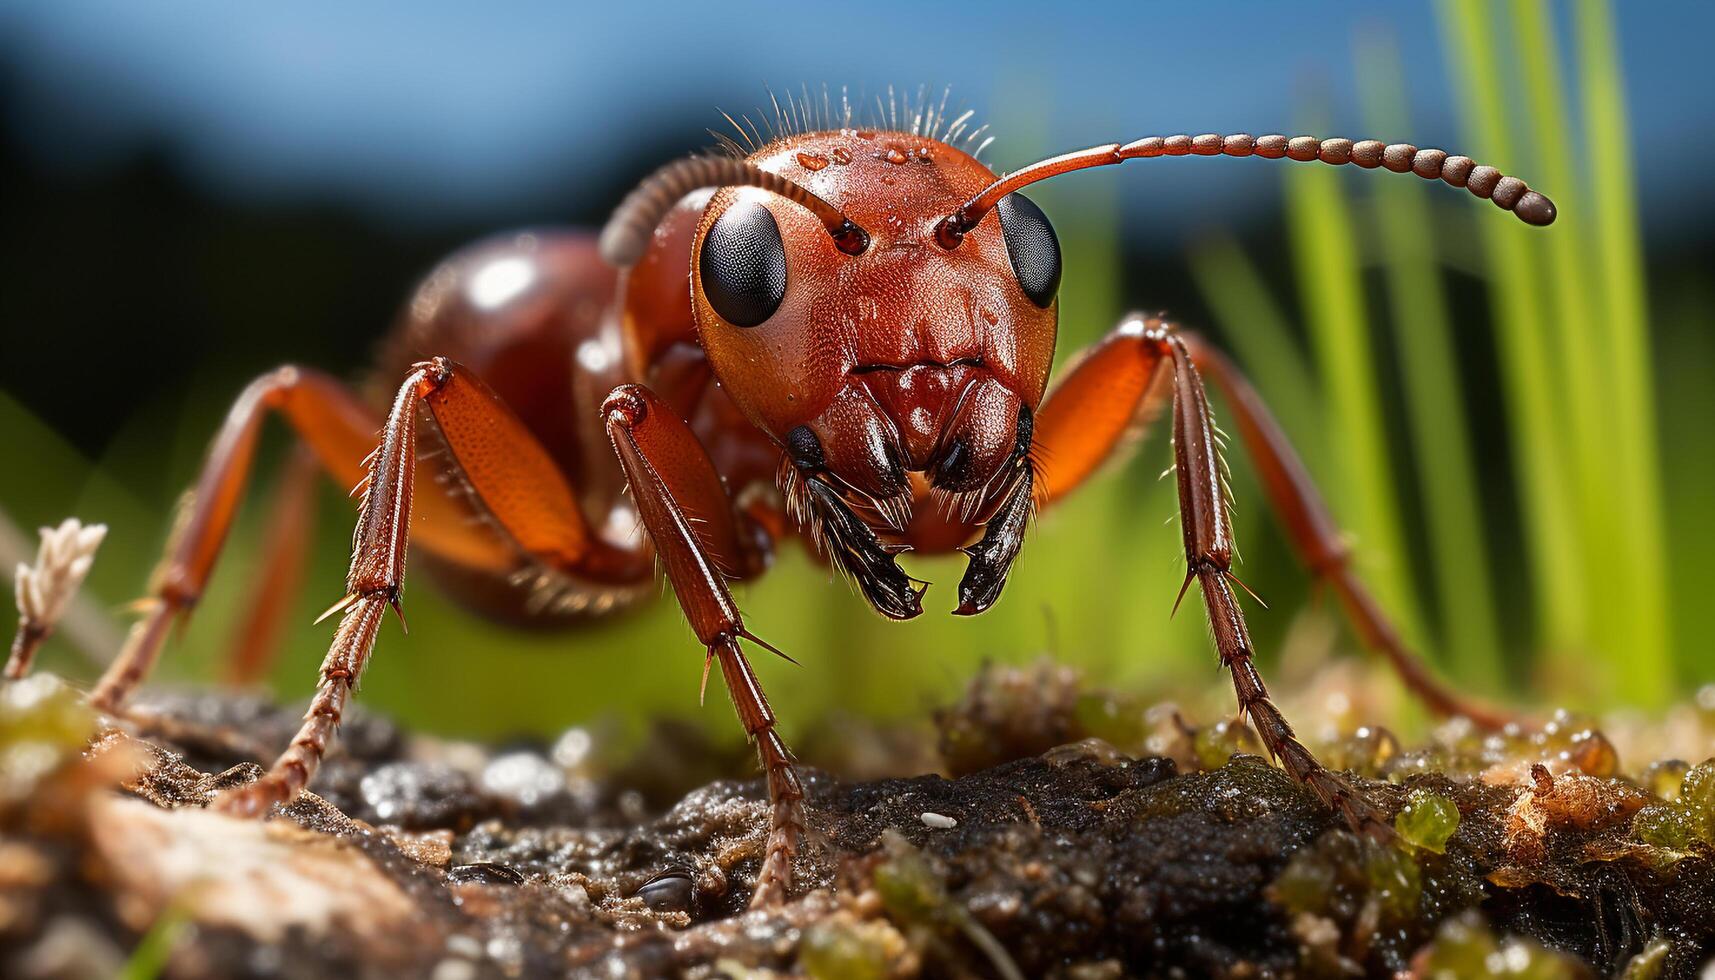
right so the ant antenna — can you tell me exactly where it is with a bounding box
[601,155,869,266]
[935,133,1556,248]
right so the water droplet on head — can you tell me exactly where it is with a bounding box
[796,151,828,171]
[885,148,908,165]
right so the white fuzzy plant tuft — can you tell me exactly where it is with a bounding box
[6,518,107,680]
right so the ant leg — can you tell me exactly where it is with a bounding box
[222,447,319,688]
[1033,315,1508,730]
[90,366,518,714]
[214,358,647,816]
[1177,333,1511,731]
[603,383,803,909]
[1152,325,1387,834]
[1030,316,1171,505]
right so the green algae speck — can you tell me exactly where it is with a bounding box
[1394,788,1460,853]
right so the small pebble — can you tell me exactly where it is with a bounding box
[359,761,480,827]
[636,869,694,912]
[444,934,482,959]
[920,811,958,829]
[431,961,477,980]
[551,727,594,769]
[559,883,590,911]
[480,751,565,808]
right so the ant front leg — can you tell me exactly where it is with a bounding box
[1175,335,1513,730]
[216,358,642,815]
[1035,315,1510,732]
[90,366,521,715]
[1155,326,1385,832]
[1035,313,1423,834]
[602,384,803,909]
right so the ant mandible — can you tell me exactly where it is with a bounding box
[59,92,1554,908]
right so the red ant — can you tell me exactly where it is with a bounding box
[72,94,1553,907]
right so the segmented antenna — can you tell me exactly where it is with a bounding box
[600,155,869,267]
[937,133,1556,247]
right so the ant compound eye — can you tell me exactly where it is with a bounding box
[700,200,787,328]
[996,192,1060,308]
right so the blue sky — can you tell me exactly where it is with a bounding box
[3,1,1711,234]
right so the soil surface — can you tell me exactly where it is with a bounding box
[1,664,1713,978]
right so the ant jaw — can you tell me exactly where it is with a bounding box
[803,478,926,620]
[954,465,1034,616]
[873,580,930,622]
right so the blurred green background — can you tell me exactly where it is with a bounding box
[2,0,1711,751]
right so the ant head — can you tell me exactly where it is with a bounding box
[684,130,1058,504]
[603,131,1057,505]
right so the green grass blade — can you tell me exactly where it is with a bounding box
[1357,37,1506,690]
[1440,0,1588,677]
[1573,0,1676,692]
[120,905,190,980]
[1507,0,1671,705]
